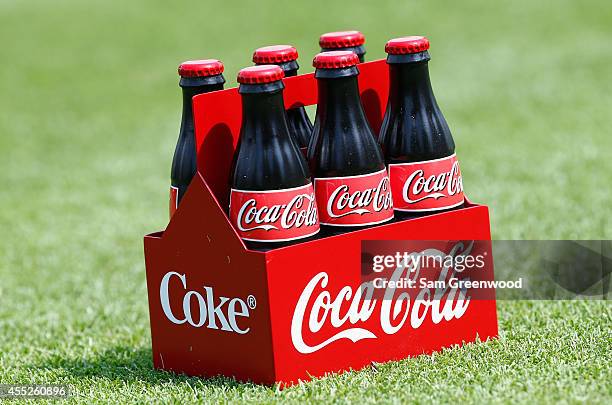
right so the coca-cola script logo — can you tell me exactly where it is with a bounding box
[229,183,320,242]
[389,154,464,212]
[291,242,472,353]
[314,169,394,226]
[159,272,255,334]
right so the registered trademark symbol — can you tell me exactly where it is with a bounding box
[247,295,257,309]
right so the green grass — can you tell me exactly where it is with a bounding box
[0,0,610,403]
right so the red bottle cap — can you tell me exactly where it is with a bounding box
[178,59,224,77]
[253,45,299,64]
[313,51,359,69]
[237,65,285,84]
[385,36,430,55]
[319,30,365,49]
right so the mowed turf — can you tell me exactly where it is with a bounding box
[0,0,610,403]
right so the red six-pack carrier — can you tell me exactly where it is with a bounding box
[144,34,498,386]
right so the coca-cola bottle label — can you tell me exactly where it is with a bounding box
[169,186,179,218]
[229,183,320,242]
[389,154,464,212]
[314,169,394,226]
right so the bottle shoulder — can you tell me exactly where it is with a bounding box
[170,133,197,183]
[232,134,311,190]
[310,120,385,177]
[379,100,455,161]
[286,107,313,147]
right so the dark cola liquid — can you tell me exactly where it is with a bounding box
[282,62,313,149]
[309,67,388,234]
[171,75,224,210]
[378,52,462,218]
[231,81,315,251]
[253,60,312,149]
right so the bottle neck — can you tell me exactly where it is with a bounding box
[311,70,383,176]
[179,75,224,138]
[316,73,364,122]
[180,87,198,125]
[240,84,288,140]
[317,71,361,111]
[280,60,299,77]
[388,60,437,106]
[254,61,299,77]
[234,81,309,191]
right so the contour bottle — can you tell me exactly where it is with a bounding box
[309,51,393,233]
[229,65,320,250]
[253,45,313,151]
[170,59,225,218]
[379,37,464,217]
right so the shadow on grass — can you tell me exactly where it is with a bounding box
[35,346,263,390]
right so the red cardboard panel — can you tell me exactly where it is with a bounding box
[145,173,497,385]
